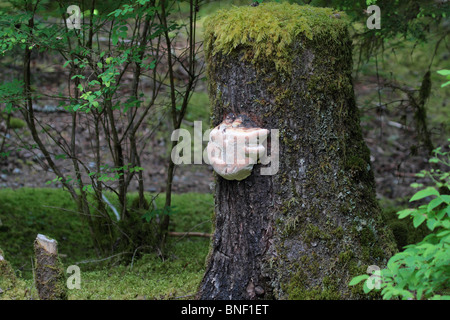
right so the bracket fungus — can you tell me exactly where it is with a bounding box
[207,113,269,181]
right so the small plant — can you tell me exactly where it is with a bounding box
[437,69,450,88]
[350,140,450,300]
[8,117,26,129]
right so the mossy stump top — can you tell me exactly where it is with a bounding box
[204,2,348,74]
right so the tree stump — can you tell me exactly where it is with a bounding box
[34,234,67,300]
[0,248,17,291]
[198,3,396,300]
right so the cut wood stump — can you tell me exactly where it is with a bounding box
[34,234,67,300]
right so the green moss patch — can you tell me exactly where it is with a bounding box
[204,2,348,72]
[0,188,213,299]
[0,188,213,279]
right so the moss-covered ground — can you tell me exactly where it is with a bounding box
[0,188,213,300]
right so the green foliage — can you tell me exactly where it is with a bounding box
[350,141,450,300]
[301,0,449,64]
[316,0,448,40]
[0,10,30,55]
[381,205,431,251]
[0,80,24,114]
[437,70,450,88]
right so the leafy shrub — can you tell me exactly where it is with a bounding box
[350,140,450,300]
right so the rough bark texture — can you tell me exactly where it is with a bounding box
[34,234,67,300]
[0,247,17,291]
[198,3,397,300]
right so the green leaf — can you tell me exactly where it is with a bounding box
[416,288,424,300]
[400,290,414,300]
[437,69,450,76]
[382,289,393,300]
[413,214,426,228]
[363,281,373,293]
[349,275,369,286]
[410,182,423,188]
[112,33,119,46]
[426,218,438,231]
[88,80,101,86]
[440,195,450,204]
[436,207,447,219]
[428,197,444,212]
[71,74,85,80]
[398,208,414,219]
[437,230,450,238]
[409,187,439,202]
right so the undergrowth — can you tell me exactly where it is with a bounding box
[0,188,213,281]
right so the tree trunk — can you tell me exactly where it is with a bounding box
[34,234,68,300]
[198,3,396,300]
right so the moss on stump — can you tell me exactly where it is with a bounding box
[34,234,68,300]
[0,247,17,291]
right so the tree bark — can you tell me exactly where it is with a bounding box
[34,234,68,300]
[198,3,397,300]
[0,248,17,290]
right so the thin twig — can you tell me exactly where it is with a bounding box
[173,293,196,300]
[129,245,154,271]
[75,252,132,265]
[169,231,211,238]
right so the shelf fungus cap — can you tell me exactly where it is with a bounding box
[207,114,269,181]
